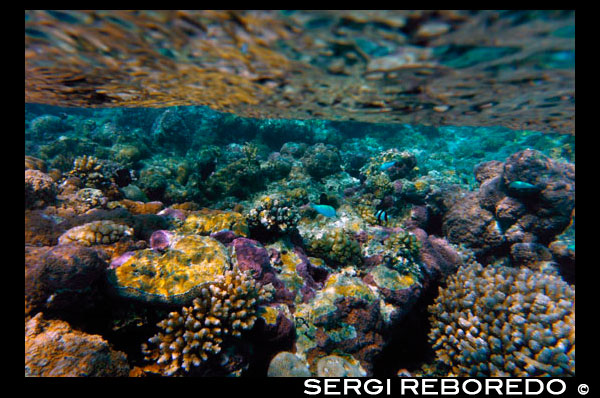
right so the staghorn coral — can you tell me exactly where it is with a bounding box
[58,220,133,246]
[142,268,274,375]
[428,262,574,377]
[247,195,299,240]
[108,234,229,305]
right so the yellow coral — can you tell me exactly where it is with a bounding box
[109,234,230,305]
[179,208,249,237]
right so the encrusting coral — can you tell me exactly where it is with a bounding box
[108,234,230,305]
[428,262,574,376]
[142,268,274,375]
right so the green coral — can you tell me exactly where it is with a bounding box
[305,228,362,268]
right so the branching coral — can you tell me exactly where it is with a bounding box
[142,269,274,375]
[247,195,299,239]
[428,263,574,376]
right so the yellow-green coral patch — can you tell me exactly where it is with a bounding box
[179,208,249,237]
[109,234,230,305]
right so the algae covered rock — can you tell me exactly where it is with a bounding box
[25,169,57,209]
[267,351,311,377]
[25,244,110,315]
[25,313,130,377]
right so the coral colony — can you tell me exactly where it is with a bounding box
[26,10,574,378]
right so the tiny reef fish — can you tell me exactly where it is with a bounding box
[310,204,337,218]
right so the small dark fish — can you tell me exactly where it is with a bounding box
[375,209,389,226]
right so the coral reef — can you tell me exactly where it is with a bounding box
[428,262,574,376]
[24,24,575,377]
[443,149,575,265]
[141,269,274,375]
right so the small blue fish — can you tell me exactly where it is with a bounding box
[379,161,396,171]
[311,204,337,218]
[507,180,541,197]
[375,209,389,226]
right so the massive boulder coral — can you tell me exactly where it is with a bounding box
[180,208,249,237]
[428,262,575,376]
[141,269,274,375]
[25,313,130,377]
[301,143,342,180]
[58,220,134,246]
[25,244,110,315]
[442,149,575,265]
[108,234,230,305]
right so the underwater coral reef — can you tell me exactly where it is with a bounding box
[25,10,574,378]
[25,103,574,377]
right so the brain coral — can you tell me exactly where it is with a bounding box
[142,269,274,375]
[108,234,230,305]
[428,263,574,376]
[58,220,133,246]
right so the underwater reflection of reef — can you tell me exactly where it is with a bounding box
[26,10,574,134]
